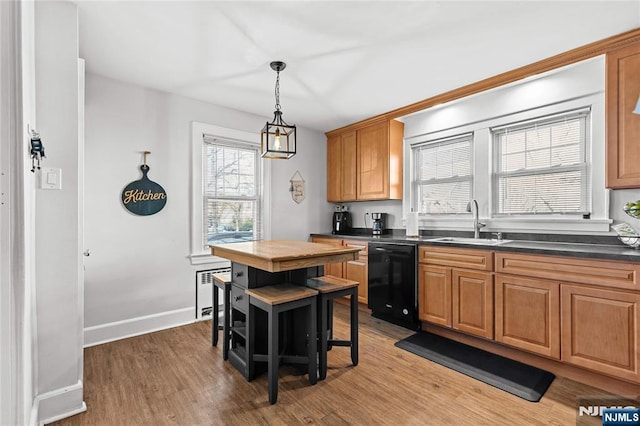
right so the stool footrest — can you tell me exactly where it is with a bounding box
[328,340,352,347]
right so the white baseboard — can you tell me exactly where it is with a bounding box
[84,307,195,347]
[34,380,86,425]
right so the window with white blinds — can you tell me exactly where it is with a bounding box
[203,136,260,249]
[492,108,590,215]
[412,133,473,214]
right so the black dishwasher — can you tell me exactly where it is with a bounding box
[368,242,420,330]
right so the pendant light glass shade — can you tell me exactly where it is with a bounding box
[261,61,296,159]
[634,94,640,115]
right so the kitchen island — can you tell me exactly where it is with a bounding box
[209,240,361,385]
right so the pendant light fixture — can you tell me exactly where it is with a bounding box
[261,61,296,159]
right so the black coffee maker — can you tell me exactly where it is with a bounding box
[332,211,352,234]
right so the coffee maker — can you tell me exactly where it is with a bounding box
[332,210,352,234]
[371,212,386,236]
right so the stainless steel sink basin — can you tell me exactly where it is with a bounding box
[428,237,512,246]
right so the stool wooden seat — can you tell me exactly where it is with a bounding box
[212,272,232,360]
[306,276,359,380]
[245,284,318,404]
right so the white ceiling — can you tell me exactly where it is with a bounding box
[75,1,640,132]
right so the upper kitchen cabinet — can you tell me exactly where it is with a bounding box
[327,131,357,202]
[326,119,404,202]
[606,41,640,188]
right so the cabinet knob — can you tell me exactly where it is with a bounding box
[234,271,243,278]
[233,295,242,302]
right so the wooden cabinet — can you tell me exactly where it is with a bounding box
[496,251,640,382]
[494,274,560,359]
[311,237,369,305]
[326,119,403,202]
[327,131,357,202]
[418,246,494,339]
[561,284,640,382]
[606,41,640,188]
[418,264,451,327]
[343,239,368,304]
[310,237,344,278]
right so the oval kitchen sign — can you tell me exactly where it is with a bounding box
[121,163,167,216]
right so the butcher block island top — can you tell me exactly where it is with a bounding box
[210,239,360,272]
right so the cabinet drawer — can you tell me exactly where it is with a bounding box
[419,246,493,271]
[495,252,640,291]
[231,263,248,288]
[231,284,248,314]
[343,239,368,255]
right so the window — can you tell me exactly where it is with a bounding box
[492,108,590,215]
[190,122,270,265]
[203,136,260,248]
[412,133,473,214]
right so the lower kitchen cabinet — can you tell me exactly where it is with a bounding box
[418,246,494,339]
[453,269,494,339]
[311,237,344,278]
[561,284,640,382]
[418,264,451,327]
[343,239,368,305]
[494,274,560,359]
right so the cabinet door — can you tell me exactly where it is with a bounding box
[561,284,640,382]
[495,275,560,359]
[341,131,357,201]
[418,264,451,327]
[326,135,342,202]
[452,269,494,339]
[345,256,368,304]
[606,42,640,188]
[311,237,343,278]
[357,121,389,200]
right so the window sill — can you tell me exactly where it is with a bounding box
[189,253,231,267]
[405,215,613,234]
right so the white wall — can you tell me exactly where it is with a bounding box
[83,73,332,344]
[33,1,85,423]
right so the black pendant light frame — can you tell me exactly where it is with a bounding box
[261,61,297,159]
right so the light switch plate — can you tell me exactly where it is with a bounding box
[39,167,62,190]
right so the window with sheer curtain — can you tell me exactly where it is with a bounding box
[492,108,590,216]
[412,133,473,214]
[203,136,261,249]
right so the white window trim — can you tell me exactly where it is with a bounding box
[403,93,610,234]
[190,122,271,265]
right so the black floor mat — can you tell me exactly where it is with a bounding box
[395,332,555,402]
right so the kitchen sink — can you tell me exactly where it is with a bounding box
[427,237,512,246]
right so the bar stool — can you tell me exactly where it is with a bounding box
[212,272,232,360]
[306,276,359,380]
[245,284,318,405]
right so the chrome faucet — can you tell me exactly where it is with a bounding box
[466,199,486,239]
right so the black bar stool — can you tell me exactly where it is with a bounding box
[246,284,318,404]
[212,272,232,360]
[306,276,359,380]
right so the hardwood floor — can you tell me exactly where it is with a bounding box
[54,305,635,425]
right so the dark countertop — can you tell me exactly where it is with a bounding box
[310,231,640,263]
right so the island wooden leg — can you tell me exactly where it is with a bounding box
[212,284,219,346]
[318,296,328,380]
[223,285,231,360]
[268,307,279,404]
[350,287,359,366]
[308,300,317,385]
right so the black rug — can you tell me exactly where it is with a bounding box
[395,332,555,402]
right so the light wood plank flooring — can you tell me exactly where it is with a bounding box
[54,304,634,425]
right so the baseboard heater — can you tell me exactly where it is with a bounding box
[195,267,230,320]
